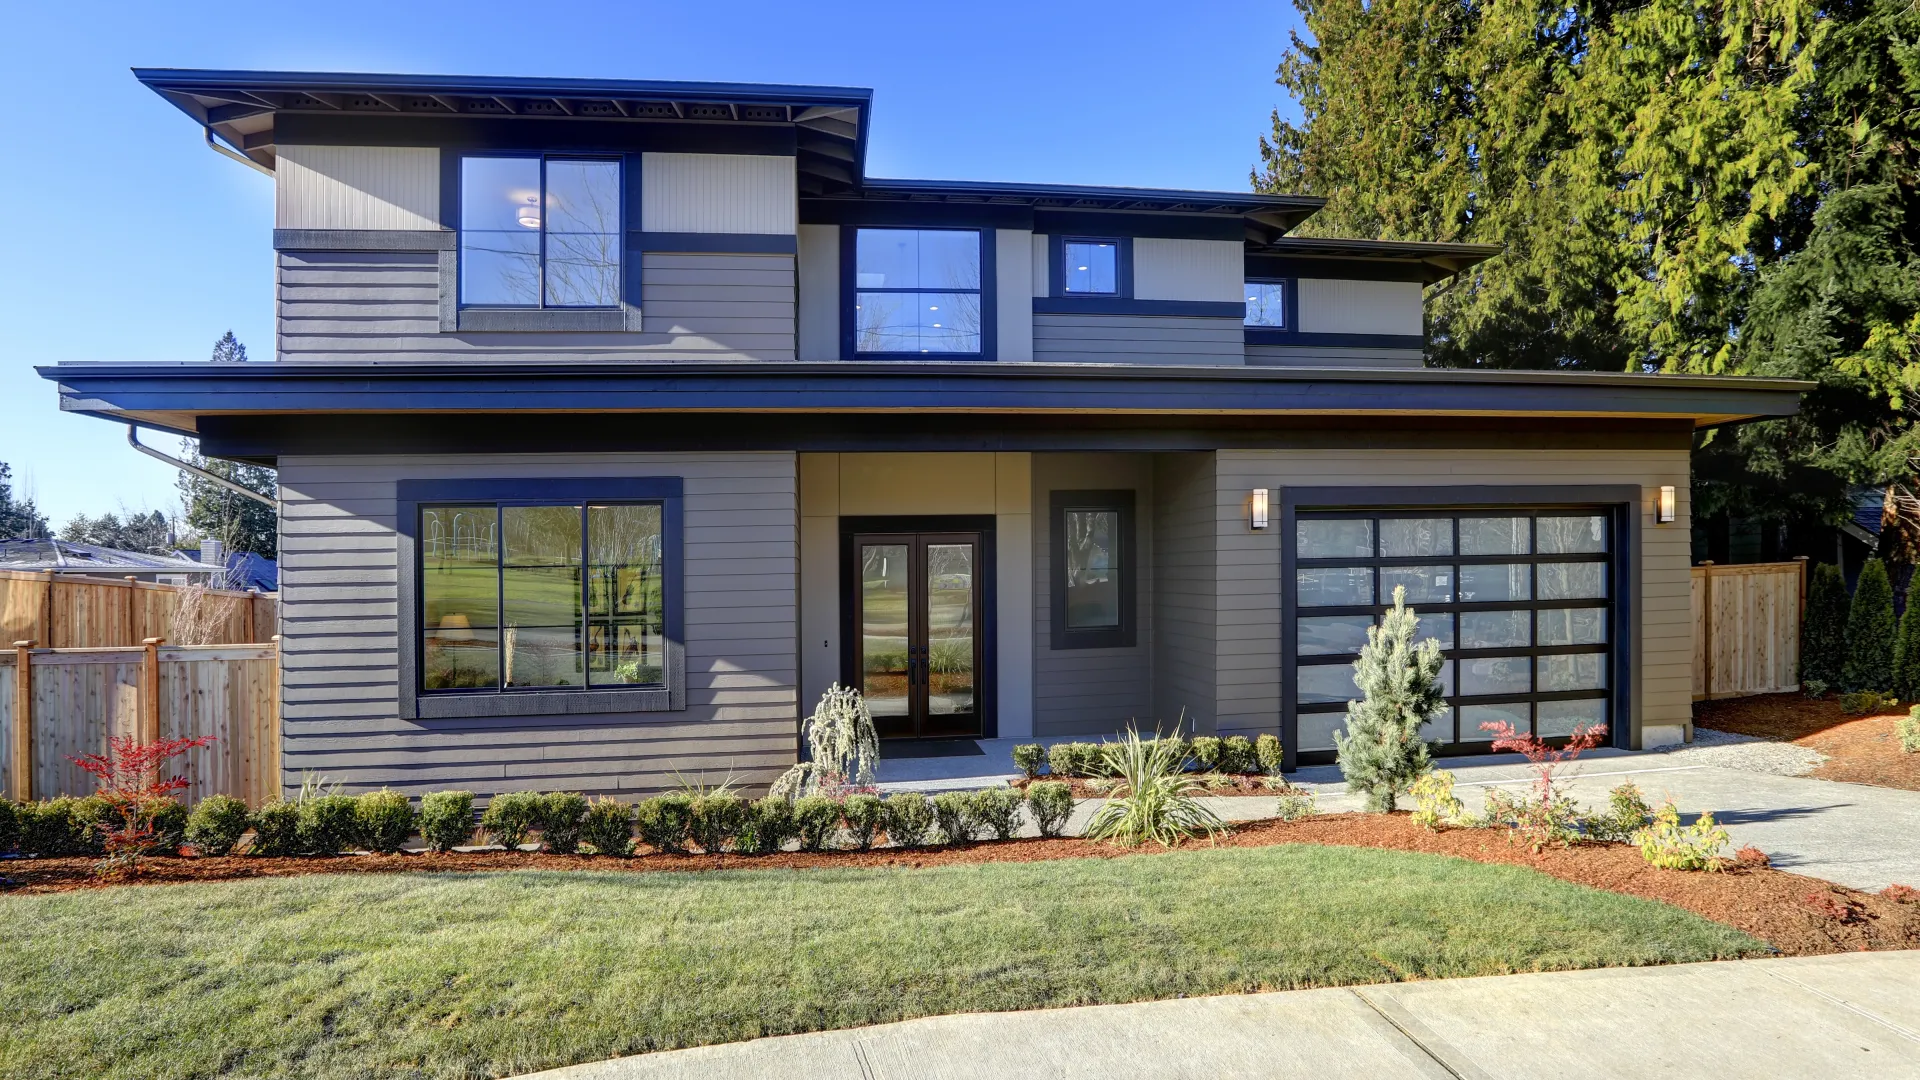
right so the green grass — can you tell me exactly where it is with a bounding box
[0,845,1762,1080]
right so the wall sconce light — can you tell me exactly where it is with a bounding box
[1657,485,1677,524]
[1250,488,1270,530]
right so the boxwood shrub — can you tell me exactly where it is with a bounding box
[298,794,359,855]
[537,792,589,854]
[841,793,884,850]
[1011,743,1046,779]
[931,791,974,844]
[737,796,796,854]
[1256,733,1283,774]
[0,798,19,854]
[634,793,694,853]
[141,799,190,855]
[418,791,475,852]
[16,799,77,856]
[355,789,417,854]
[1189,736,1222,770]
[1219,735,1256,775]
[969,787,1022,840]
[247,800,303,856]
[579,797,634,856]
[791,795,842,852]
[1026,781,1074,838]
[881,792,934,847]
[186,794,251,856]
[688,793,748,854]
[480,791,542,850]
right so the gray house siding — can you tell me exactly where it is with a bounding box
[1152,452,1218,735]
[1246,344,1424,368]
[276,451,799,797]
[276,250,796,362]
[1030,453,1157,737]
[1032,314,1244,366]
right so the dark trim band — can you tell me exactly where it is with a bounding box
[1246,329,1426,350]
[1033,298,1244,318]
[633,232,797,254]
[273,229,454,252]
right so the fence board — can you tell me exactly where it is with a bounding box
[0,569,276,649]
[1691,560,1805,701]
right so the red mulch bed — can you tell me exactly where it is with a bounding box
[1696,693,1920,792]
[5,813,1915,957]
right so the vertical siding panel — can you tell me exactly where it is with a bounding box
[640,153,797,234]
[276,145,442,231]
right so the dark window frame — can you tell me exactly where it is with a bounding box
[397,477,684,721]
[841,226,997,361]
[1051,235,1133,298]
[1049,490,1138,650]
[1243,276,1294,332]
[1278,485,1640,772]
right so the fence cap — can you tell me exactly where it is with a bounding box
[11,640,33,648]
[142,636,166,645]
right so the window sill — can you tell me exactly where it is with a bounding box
[416,687,674,720]
[456,308,629,333]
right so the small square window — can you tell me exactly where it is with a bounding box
[1246,281,1288,327]
[1062,239,1119,295]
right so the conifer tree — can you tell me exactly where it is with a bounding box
[1801,562,1847,691]
[1844,558,1896,691]
[1892,594,1920,702]
[1334,585,1443,811]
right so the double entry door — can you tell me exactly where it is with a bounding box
[852,530,984,739]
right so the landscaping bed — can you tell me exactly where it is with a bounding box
[7,811,1912,956]
[1695,692,1920,791]
[1012,773,1295,798]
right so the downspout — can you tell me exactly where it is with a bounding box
[204,126,273,177]
[127,425,276,507]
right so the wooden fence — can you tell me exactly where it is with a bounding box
[0,568,276,649]
[1,639,280,805]
[1692,559,1805,701]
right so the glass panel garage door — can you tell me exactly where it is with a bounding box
[1291,509,1615,759]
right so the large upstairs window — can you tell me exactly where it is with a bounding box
[460,156,621,308]
[852,228,983,355]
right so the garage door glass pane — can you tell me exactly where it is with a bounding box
[1298,664,1358,704]
[1299,519,1373,558]
[1461,656,1530,696]
[1381,565,1453,604]
[1537,515,1606,553]
[1458,563,1530,602]
[1298,614,1374,655]
[1460,610,1530,649]
[1462,702,1530,740]
[1459,517,1530,555]
[1299,566,1373,606]
[1298,712,1344,752]
[1540,653,1607,692]
[1412,612,1454,649]
[1380,518,1452,557]
[1538,563,1607,600]
[1538,697,1606,736]
[1538,607,1607,646]
[1419,706,1454,743]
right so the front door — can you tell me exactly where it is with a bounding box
[852,531,984,738]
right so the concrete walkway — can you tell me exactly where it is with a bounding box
[520,951,1920,1079]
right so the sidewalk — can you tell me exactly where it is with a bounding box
[520,951,1920,1079]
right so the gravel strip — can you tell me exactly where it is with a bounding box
[1650,726,1827,776]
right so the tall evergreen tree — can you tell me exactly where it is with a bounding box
[1334,586,1443,811]
[59,510,172,554]
[210,330,248,363]
[1844,558,1897,690]
[1801,562,1848,690]
[0,461,50,539]
[1892,596,1920,701]
[176,441,277,559]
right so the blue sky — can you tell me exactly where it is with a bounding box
[0,0,1305,530]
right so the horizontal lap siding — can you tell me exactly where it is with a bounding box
[1216,448,1690,748]
[1245,344,1424,369]
[1032,314,1243,366]
[276,252,795,362]
[1153,453,1218,734]
[276,452,799,798]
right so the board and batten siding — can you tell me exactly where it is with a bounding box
[1032,314,1244,366]
[1294,279,1425,337]
[640,153,797,235]
[1212,447,1691,748]
[276,250,795,362]
[1132,239,1243,303]
[1152,453,1219,734]
[276,145,441,231]
[275,452,799,798]
[1030,454,1156,737]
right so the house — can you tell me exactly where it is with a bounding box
[38,68,1808,796]
[0,538,228,585]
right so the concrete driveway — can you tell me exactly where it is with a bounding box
[517,951,1920,1080]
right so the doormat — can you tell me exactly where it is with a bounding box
[882,739,987,759]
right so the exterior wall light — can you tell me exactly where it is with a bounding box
[1250,488,1270,530]
[1657,485,1677,524]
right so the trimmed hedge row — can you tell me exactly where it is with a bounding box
[0,782,1081,858]
[1015,733,1283,779]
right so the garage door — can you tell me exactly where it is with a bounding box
[1289,509,1617,763]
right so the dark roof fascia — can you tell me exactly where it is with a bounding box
[40,361,1809,432]
[805,179,1324,236]
[1250,237,1506,284]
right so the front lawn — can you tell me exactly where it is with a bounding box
[0,844,1760,1080]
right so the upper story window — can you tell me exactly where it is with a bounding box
[1245,280,1289,328]
[1062,239,1119,295]
[853,228,983,354]
[460,156,621,308]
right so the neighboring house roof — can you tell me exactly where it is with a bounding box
[0,538,224,575]
[181,549,278,591]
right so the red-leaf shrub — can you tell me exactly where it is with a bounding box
[1733,845,1770,869]
[1803,891,1861,923]
[1478,720,1608,848]
[69,734,215,875]
[1884,883,1919,904]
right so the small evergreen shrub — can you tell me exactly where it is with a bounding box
[688,792,748,854]
[0,799,17,854]
[1839,689,1894,716]
[1012,743,1045,778]
[841,793,885,850]
[186,794,249,855]
[247,800,304,856]
[1409,770,1463,830]
[1066,743,1107,777]
[881,793,934,847]
[1843,558,1896,692]
[1898,707,1920,753]
[1896,596,1920,702]
[418,791,475,852]
[1145,737,1188,769]
[1189,736,1222,770]
[634,793,694,853]
[298,794,359,855]
[1046,742,1078,779]
[1335,586,1443,811]
[1582,780,1654,841]
[354,790,417,854]
[1801,562,1847,690]
[480,791,543,850]
[738,796,796,854]
[969,787,1023,840]
[536,792,589,854]
[1255,733,1283,774]
[579,797,634,856]
[931,791,975,843]
[15,800,74,856]
[791,795,842,852]
[1025,781,1073,838]
[73,795,112,855]
[1635,803,1729,870]
[139,799,189,855]
[1218,735,1256,774]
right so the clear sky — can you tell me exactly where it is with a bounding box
[0,0,1305,530]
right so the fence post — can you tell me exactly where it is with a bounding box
[11,640,31,801]
[141,637,164,745]
[270,634,283,797]
[39,569,55,649]
[124,576,139,643]
[1698,561,1716,700]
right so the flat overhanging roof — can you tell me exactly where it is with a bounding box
[39,360,1808,439]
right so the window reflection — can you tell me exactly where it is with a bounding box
[855,229,982,354]
[1064,509,1121,629]
[1063,239,1118,295]
[460,156,620,309]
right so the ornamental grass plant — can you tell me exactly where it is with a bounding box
[1083,729,1224,848]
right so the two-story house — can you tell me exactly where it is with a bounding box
[40,69,1806,796]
